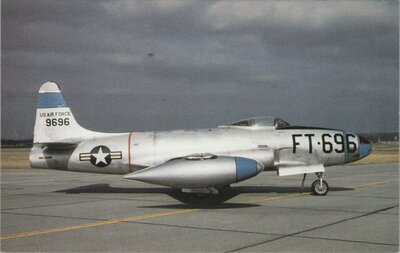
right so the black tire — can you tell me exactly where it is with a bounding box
[311,179,329,196]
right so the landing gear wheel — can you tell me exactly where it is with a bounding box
[311,179,329,196]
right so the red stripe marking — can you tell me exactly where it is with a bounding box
[128,132,132,173]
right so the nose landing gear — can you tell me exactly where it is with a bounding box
[311,172,329,196]
[300,172,329,195]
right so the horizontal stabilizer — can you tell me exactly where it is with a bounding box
[33,142,78,150]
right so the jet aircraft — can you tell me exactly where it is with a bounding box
[30,81,372,197]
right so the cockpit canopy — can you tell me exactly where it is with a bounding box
[229,117,290,129]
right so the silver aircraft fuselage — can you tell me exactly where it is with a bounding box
[31,125,366,175]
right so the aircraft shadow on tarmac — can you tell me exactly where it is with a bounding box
[56,184,354,206]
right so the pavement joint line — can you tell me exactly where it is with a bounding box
[238,178,399,205]
[2,192,178,208]
[0,209,200,240]
[0,192,311,240]
[1,198,113,211]
[241,179,399,205]
[225,204,399,252]
[293,234,399,247]
[1,211,107,222]
[1,173,46,176]
[127,211,396,246]
[1,192,178,206]
[327,194,398,200]
[347,179,399,188]
[1,178,398,241]
[125,220,280,236]
[239,192,311,204]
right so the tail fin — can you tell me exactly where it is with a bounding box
[33,81,103,144]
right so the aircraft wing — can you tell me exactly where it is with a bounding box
[275,147,325,176]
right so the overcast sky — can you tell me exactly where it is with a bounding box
[2,0,398,139]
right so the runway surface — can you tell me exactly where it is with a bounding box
[1,163,399,252]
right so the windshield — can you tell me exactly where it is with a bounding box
[230,119,256,127]
[275,118,290,128]
[230,117,290,128]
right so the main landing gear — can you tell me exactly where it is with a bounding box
[301,172,329,196]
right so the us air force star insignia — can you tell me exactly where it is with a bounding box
[79,145,122,167]
[92,146,109,165]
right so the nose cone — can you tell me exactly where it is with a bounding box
[235,157,264,182]
[359,135,372,159]
[123,167,161,184]
[256,162,264,173]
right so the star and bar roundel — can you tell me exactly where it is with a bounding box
[79,145,122,167]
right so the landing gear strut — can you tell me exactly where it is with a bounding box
[311,172,329,196]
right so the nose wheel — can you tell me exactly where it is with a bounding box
[311,173,329,196]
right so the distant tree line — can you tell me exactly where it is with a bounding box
[1,139,33,148]
[359,133,398,143]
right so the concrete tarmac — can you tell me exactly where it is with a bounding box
[1,163,399,252]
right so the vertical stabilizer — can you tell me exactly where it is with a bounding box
[33,81,104,144]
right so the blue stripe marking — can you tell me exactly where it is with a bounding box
[359,135,372,159]
[235,157,257,182]
[343,131,349,163]
[359,144,372,159]
[38,93,68,108]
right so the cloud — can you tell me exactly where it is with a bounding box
[205,1,397,64]
[206,1,395,29]
[1,0,398,139]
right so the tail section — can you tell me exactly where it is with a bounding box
[33,81,103,144]
[31,81,124,169]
